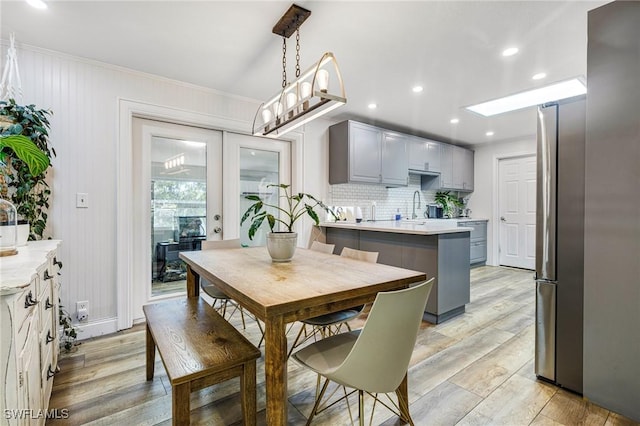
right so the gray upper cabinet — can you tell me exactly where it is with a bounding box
[381,131,409,186]
[329,121,408,186]
[461,148,474,191]
[439,144,474,192]
[408,137,441,173]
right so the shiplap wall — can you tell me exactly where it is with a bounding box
[1,42,329,335]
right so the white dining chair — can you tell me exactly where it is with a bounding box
[292,278,434,426]
[200,239,264,345]
[309,240,335,254]
[288,246,377,358]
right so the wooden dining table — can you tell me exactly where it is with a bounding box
[180,246,427,425]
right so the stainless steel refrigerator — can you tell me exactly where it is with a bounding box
[535,95,586,394]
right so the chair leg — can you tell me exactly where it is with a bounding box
[256,319,265,348]
[287,324,308,358]
[306,378,330,426]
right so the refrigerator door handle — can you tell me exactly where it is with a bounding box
[536,105,558,281]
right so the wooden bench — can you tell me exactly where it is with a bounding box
[144,297,261,426]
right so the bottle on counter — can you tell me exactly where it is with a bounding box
[395,208,402,221]
[355,206,363,223]
[370,202,376,221]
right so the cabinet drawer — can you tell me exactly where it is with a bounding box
[39,311,55,360]
[459,221,487,241]
[13,286,39,331]
[16,307,39,362]
[470,240,487,263]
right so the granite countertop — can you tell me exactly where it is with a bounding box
[319,220,474,235]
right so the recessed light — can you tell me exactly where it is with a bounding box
[532,72,547,80]
[368,103,378,109]
[450,118,459,124]
[502,47,519,57]
[412,86,423,93]
[486,131,494,137]
[466,78,587,116]
[25,0,47,9]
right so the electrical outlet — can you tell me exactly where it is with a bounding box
[76,300,89,321]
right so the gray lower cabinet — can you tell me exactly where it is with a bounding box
[458,220,487,265]
[324,227,471,323]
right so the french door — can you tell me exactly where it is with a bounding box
[129,119,291,321]
[132,118,222,317]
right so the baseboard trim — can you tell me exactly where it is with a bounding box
[73,317,119,341]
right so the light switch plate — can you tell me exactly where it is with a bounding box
[76,193,89,208]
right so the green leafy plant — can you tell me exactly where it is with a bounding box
[0,99,55,239]
[240,184,336,240]
[58,301,80,352]
[0,134,50,176]
[435,191,463,218]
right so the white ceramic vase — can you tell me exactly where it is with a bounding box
[266,232,297,262]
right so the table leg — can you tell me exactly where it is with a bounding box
[396,373,414,425]
[186,265,200,298]
[265,316,287,426]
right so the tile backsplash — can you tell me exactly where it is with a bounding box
[328,174,439,221]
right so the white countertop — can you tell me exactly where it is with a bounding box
[0,240,61,295]
[319,219,474,235]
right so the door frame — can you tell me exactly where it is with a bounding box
[492,151,536,267]
[116,99,303,330]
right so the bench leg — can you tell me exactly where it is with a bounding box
[172,382,191,426]
[146,323,156,381]
[241,360,257,426]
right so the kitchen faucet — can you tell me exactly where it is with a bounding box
[412,190,421,219]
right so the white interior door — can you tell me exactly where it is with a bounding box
[498,155,536,269]
[132,118,222,319]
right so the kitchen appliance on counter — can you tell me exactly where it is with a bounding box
[426,204,443,218]
[535,95,586,394]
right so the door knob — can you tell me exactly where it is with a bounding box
[213,227,222,234]
[500,216,506,222]
[213,214,221,221]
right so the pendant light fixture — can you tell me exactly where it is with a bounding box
[252,4,346,138]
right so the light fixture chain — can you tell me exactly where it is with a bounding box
[282,36,287,88]
[295,28,301,78]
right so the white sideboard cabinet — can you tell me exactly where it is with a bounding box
[1,240,62,426]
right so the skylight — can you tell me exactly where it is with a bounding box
[466,78,587,117]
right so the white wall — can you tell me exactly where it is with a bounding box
[2,42,331,337]
[468,137,536,265]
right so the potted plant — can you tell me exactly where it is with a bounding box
[0,99,55,241]
[0,133,50,247]
[435,191,463,219]
[241,183,335,262]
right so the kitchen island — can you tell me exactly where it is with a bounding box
[318,220,472,323]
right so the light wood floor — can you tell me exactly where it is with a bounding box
[47,266,639,426]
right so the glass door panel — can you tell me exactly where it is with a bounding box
[239,148,280,247]
[151,137,207,296]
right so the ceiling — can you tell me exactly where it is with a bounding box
[0,0,608,146]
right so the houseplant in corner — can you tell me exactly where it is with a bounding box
[0,99,55,241]
[241,183,335,262]
[0,133,50,247]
